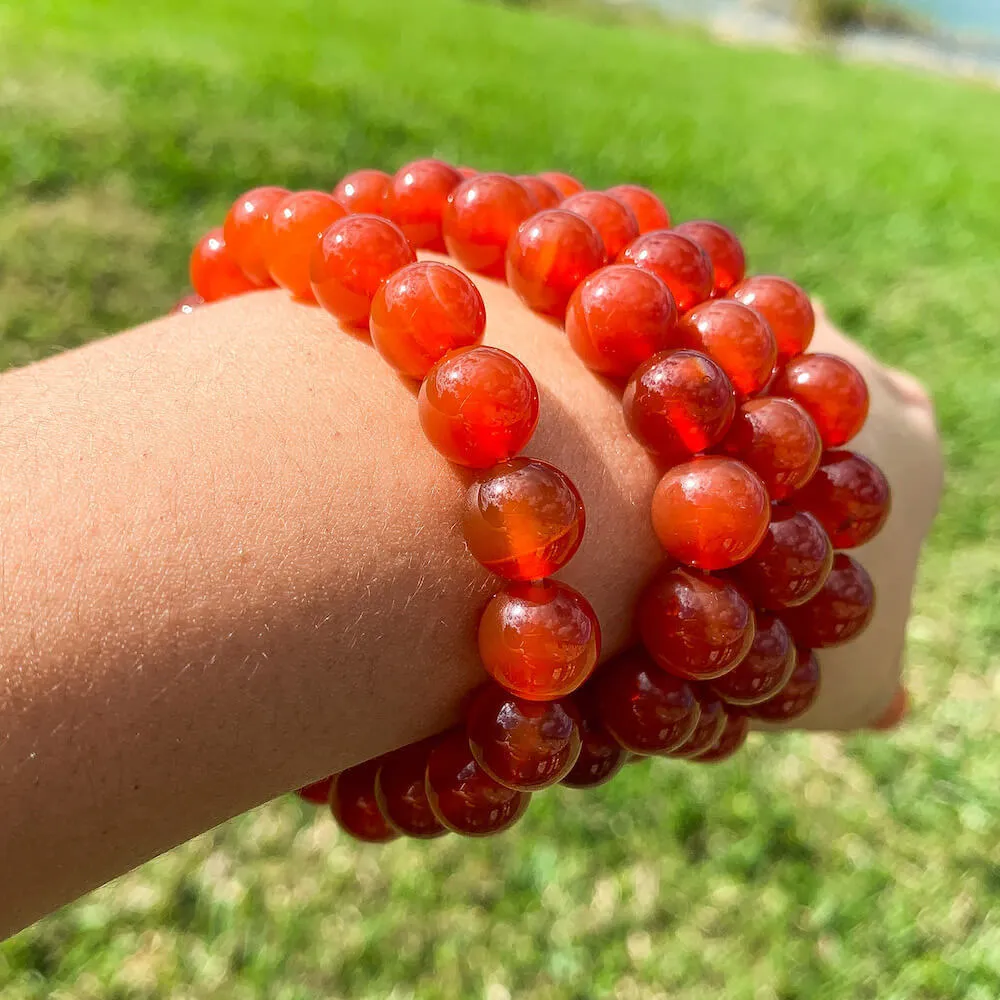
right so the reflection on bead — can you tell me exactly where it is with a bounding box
[383,158,463,251]
[750,647,820,721]
[223,186,289,286]
[560,686,628,788]
[190,227,258,302]
[562,191,640,260]
[710,613,795,706]
[333,169,391,215]
[782,554,874,648]
[330,760,398,843]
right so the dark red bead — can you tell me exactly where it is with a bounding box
[605,184,671,233]
[330,760,398,843]
[374,741,447,839]
[667,691,728,758]
[782,554,875,648]
[693,712,750,762]
[383,158,463,250]
[710,613,795,706]
[730,276,815,364]
[560,687,628,788]
[619,230,714,312]
[561,191,640,260]
[673,220,746,296]
[751,647,821,722]
[333,169,391,215]
[296,775,333,805]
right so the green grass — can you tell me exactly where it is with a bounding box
[1,0,999,997]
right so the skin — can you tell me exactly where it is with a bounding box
[0,259,942,938]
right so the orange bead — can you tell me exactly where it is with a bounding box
[309,214,416,328]
[333,168,391,215]
[295,775,333,805]
[561,191,640,260]
[619,230,714,312]
[189,227,258,303]
[730,275,815,363]
[693,712,750,762]
[265,190,347,301]
[782,554,874,648]
[223,186,289,286]
[750,647,820,722]
[673,220,746,297]
[516,175,562,210]
[478,579,601,700]
[667,692,728,758]
[330,760,398,843]
[418,346,539,468]
[605,184,671,233]
[383,158,463,250]
[538,171,585,198]
[374,741,447,839]
[369,261,485,378]
[457,166,478,179]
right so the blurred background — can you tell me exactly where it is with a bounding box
[1,0,998,997]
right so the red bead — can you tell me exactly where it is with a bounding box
[651,457,770,571]
[673,220,747,297]
[330,760,398,843]
[506,210,607,318]
[478,579,601,700]
[751,647,821,722]
[693,712,750,762]
[730,276,815,364]
[295,775,333,805]
[667,692,728,758]
[425,729,531,836]
[516,175,562,211]
[677,300,777,399]
[783,553,874,648]
[462,457,585,580]
[309,214,416,328]
[710,613,795,706]
[731,506,833,610]
[605,184,671,233]
[622,349,735,461]
[793,450,891,549]
[466,683,582,791]
[171,293,203,315]
[561,191,640,260]
[717,396,822,500]
[418,346,539,467]
[383,158,463,250]
[374,741,447,839]
[595,649,700,754]
[538,171,585,198]
[637,564,756,680]
[369,261,486,378]
[442,173,536,278]
[457,166,478,179]
[265,190,347,301]
[771,354,870,448]
[223,186,289,286]
[333,168,391,215]
[619,231,714,312]
[189,227,258,303]
[560,687,628,788]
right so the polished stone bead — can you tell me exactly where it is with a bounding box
[674,220,746,297]
[330,760,399,843]
[374,741,447,839]
[538,171,585,198]
[561,191,640,260]
[750,647,821,721]
[223,185,289,286]
[710,613,795,706]
[666,692,728,758]
[189,227,258,302]
[605,184,671,233]
[730,275,815,364]
[559,686,628,788]
[383,158,463,250]
[266,189,347,301]
[782,554,875,648]
[692,712,750,762]
[516,175,563,210]
[333,168,391,215]
[619,230,714,312]
[771,353,869,447]
[295,775,333,805]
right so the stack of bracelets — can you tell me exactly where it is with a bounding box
[179,160,890,843]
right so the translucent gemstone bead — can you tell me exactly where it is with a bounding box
[265,190,347,301]
[425,728,531,836]
[667,692,728,758]
[333,168,391,215]
[189,227,258,302]
[506,210,607,318]
[732,506,833,609]
[295,775,333,805]
[223,185,289,286]
[565,265,679,379]
[383,158,463,250]
[478,579,601,700]
[618,231,714,312]
[693,712,750,762]
[794,450,891,549]
[171,293,203,315]
[330,760,399,843]
[717,396,822,500]
[772,353,870,448]
[710,612,795,706]
[466,683,582,791]
[561,191,640,260]
[751,647,820,721]
[309,214,416,327]
[730,275,815,363]
[605,184,671,233]
[369,261,486,378]
[462,457,585,580]
[559,686,628,788]
[651,457,770,571]
[622,349,735,462]
[782,554,875,648]
[538,171,585,198]
[516,175,562,210]
[637,564,756,679]
[457,166,478,179]
[442,173,536,278]
[418,346,539,467]
[677,300,777,399]
[673,220,747,297]
[374,741,446,839]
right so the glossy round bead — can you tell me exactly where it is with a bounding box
[462,457,585,580]
[619,230,714,313]
[374,742,446,839]
[330,760,398,843]
[333,168,391,215]
[771,354,870,447]
[369,261,486,378]
[457,166,478,180]
[538,171,585,198]
[673,220,746,297]
[732,506,833,610]
[693,712,750,762]
[516,175,562,210]
[651,457,770,571]
[637,564,756,680]
[793,450,891,549]
[418,346,539,467]
[189,227,258,303]
[595,649,700,754]
[467,683,582,791]
[383,158,463,250]
[717,396,822,500]
[667,692,728,758]
[782,554,875,648]
[559,687,628,788]
[730,275,815,363]
[223,186,289,286]
[309,214,416,327]
[710,613,795,706]
[296,775,333,805]
[751,647,820,721]
[265,190,347,301]
[425,728,531,836]
[677,300,778,399]
[478,579,601,700]
[605,184,671,233]
[561,191,640,260]
[171,293,203,315]
[622,349,736,462]
[442,173,536,278]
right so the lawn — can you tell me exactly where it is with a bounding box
[1,0,998,997]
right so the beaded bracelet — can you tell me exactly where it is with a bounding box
[181,159,890,844]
